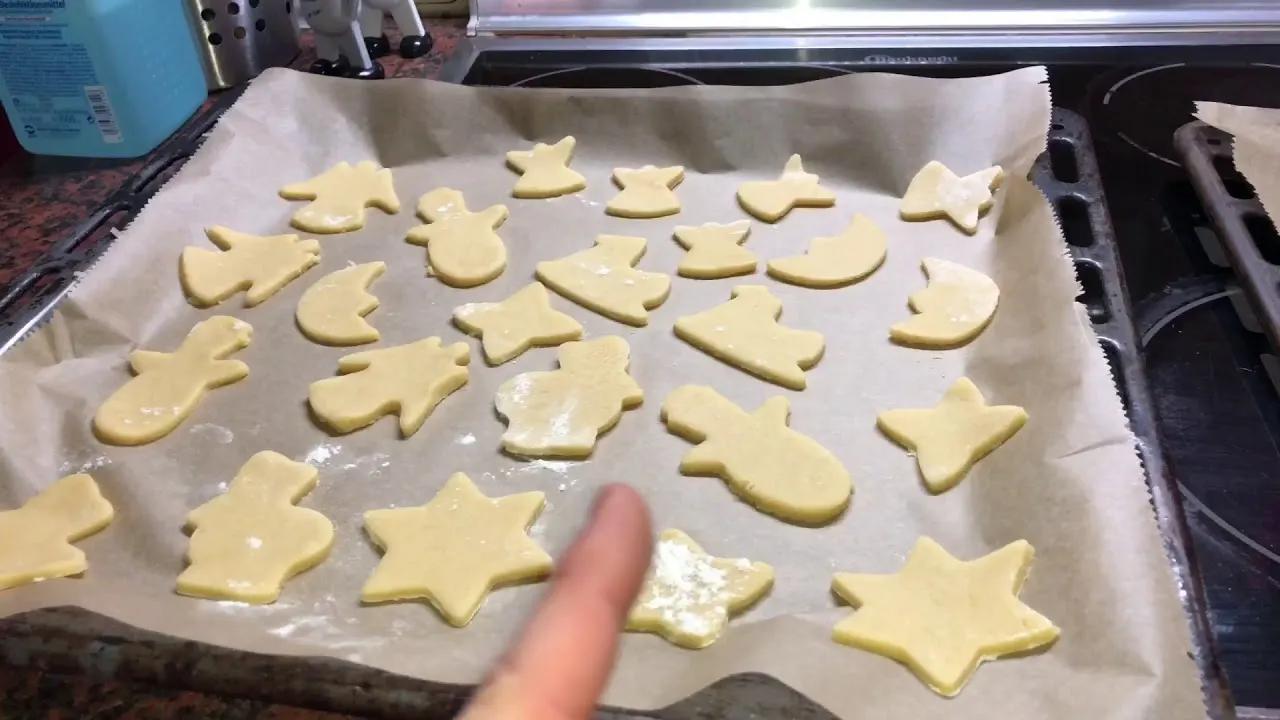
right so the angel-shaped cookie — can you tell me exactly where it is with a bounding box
[309,337,470,437]
[606,165,684,218]
[506,136,586,198]
[279,160,401,234]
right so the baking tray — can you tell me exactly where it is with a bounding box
[0,108,1227,718]
[1175,120,1280,357]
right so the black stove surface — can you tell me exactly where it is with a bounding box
[462,47,1280,710]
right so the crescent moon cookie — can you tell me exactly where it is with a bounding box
[767,214,887,289]
[890,257,998,349]
[296,262,386,346]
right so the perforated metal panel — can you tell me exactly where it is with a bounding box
[185,0,301,88]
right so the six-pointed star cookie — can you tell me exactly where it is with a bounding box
[453,282,584,365]
[627,529,774,649]
[877,377,1026,493]
[361,473,552,627]
[899,160,1005,234]
[832,537,1059,696]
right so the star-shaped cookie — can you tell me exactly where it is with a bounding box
[899,161,1005,234]
[877,377,1026,493]
[361,473,552,626]
[626,529,773,649]
[453,282,583,365]
[832,537,1059,696]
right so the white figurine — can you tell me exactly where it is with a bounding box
[360,0,432,59]
[300,0,383,79]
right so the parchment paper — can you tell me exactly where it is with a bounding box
[1197,101,1280,221]
[0,67,1201,718]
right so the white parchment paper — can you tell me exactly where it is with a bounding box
[0,67,1201,718]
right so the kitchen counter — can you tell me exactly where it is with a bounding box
[0,20,466,293]
[0,19,464,719]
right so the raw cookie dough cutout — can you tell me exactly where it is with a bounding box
[506,136,586,199]
[453,282,583,365]
[495,337,642,458]
[536,234,671,326]
[177,451,333,604]
[736,154,836,223]
[890,257,999,349]
[877,377,1026,494]
[296,261,386,346]
[662,385,852,525]
[180,226,320,308]
[94,316,252,446]
[675,285,824,390]
[279,160,400,234]
[626,529,774,649]
[405,188,509,288]
[767,214,886,288]
[674,220,756,279]
[0,474,113,591]
[362,472,552,627]
[832,537,1059,697]
[606,165,684,218]
[899,160,1005,234]
[309,337,469,437]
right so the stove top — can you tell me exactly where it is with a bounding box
[453,44,1280,712]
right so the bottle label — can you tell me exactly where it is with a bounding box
[0,9,124,145]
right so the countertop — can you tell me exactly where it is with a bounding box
[0,20,464,720]
[0,20,466,293]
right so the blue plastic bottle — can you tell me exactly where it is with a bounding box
[0,0,207,158]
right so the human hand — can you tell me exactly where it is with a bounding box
[461,484,653,720]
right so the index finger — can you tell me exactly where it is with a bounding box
[462,483,653,720]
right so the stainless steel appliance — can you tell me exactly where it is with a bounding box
[185,0,302,88]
